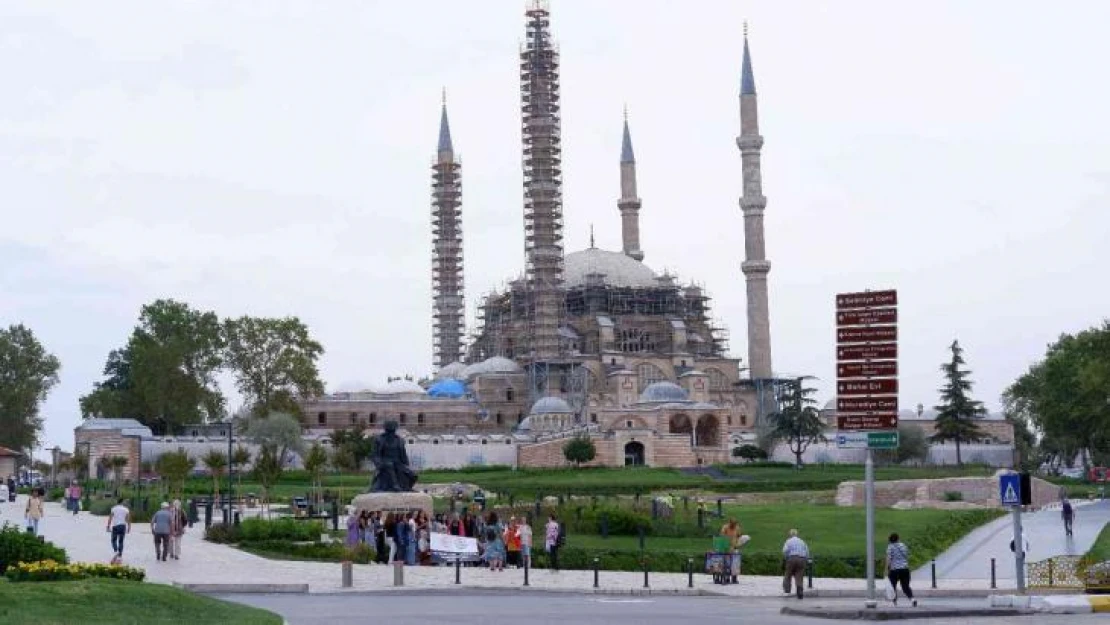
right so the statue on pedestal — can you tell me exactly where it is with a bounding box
[370,420,417,492]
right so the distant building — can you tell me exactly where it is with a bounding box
[0,446,20,481]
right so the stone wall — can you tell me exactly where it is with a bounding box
[836,473,1064,509]
[75,431,141,481]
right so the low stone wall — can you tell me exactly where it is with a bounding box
[836,473,1063,509]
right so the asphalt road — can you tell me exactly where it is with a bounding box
[217,591,1108,625]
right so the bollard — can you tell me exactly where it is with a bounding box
[341,561,353,588]
[687,557,694,588]
[523,557,530,587]
[807,559,814,589]
[393,561,404,587]
[643,561,650,588]
[931,560,937,589]
[593,557,600,588]
[455,556,461,585]
[1048,559,1055,587]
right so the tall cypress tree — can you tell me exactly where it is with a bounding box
[931,340,987,465]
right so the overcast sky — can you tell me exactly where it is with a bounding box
[3,1,1108,456]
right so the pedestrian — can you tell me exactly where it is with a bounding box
[404,512,418,565]
[720,517,742,582]
[781,529,809,600]
[504,517,522,568]
[517,518,533,569]
[68,480,82,515]
[483,512,505,571]
[1062,498,1075,537]
[151,502,173,562]
[107,498,131,558]
[384,513,398,563]
[25,489,44,535]
[885,533,916,607]
[346,509,361,547]
[545,513,562,572]
[170,499,187,560]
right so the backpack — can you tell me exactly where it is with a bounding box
[1063,502,1073,517]
[485,526,497,542]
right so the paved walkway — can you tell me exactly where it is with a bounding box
[921,500,1110,580]
[0,495,1013,596]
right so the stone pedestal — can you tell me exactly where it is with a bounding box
[351,492,433,516]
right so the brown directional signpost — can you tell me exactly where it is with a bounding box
[835,288,899,608]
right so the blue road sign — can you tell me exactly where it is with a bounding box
[1000,474,1022,507]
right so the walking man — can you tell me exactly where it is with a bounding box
[151,502,173,562]
[782,529,809,599]
[107,498,131,558]
[1062,498,1075,537]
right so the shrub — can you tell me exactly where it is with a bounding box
[572,507,653,537]
[204,523,241,544]
[0,524,68,574]
[242,540,375,564]
[5,559,145,583]
[238,518,324,542]
[943,491,964,502]
[732,445,768,463]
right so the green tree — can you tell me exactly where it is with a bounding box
[155,450,194,497]
[876,424,929,466]
[930,340,987,466]
[768,377,825,468]
[1004,321,1110,469]
[80,300,225,434]
[252,445,284,515]
[223,316,325,416]
[201,449,228,499]
[69,449,89,481]
[0,324,61,453]
[245,412,304,468]
[231,445,252,501]
[731,444,768,463]
[303,442,329,505]
[562,435,596,467]
[328,426,374,471]
[108,456,129,495]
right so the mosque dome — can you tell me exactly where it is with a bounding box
[375,379,426,395]
[462,356,523,378]
[638,381,689,404]
[435,362,467,380]
[529,396,574,415]
[564,248,658,289]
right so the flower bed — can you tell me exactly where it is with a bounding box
[5,559,145,583]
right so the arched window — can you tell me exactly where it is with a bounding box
[317,412,326,426]
[349,412,358,425]
[417,413,426,425]
[369,413,377,425]
[635,362,667,392]
[496,413,503,425]
[618,328,656,353]
[506,388,515,401]
[399,413,407,424]
[706,368,729,390]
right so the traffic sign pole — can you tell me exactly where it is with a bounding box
[1012,505,1025,593]
[865,450,876,607]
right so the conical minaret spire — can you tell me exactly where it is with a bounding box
[618,109,644,261]
[431,94,465,369]
[520,0,564,360]
[737,25,773,381]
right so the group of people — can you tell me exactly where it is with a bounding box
[105,498,188,563]
[346,508,565,571]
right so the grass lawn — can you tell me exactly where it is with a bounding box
[0,578,281,625]
[570,505,996,564]
[1087,521,1110,563]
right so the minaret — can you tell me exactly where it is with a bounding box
[521,0,564,359]
[618,109,644,262]
[737,26,773,380]
[431,93,465,369]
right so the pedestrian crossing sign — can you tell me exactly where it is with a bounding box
[1000,474,1021,506]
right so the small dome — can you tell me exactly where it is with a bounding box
[638,381,689,404]
[462,356,523,378]
[530,396,574,415]
[435,362,467,380]
[564,248,659,288]
[376,380,426,395]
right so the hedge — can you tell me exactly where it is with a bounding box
[204,518,325,544]
[0,524,68,574]
[240,541,375,564]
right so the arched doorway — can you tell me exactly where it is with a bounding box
[669,413,692,435]
[695,414,720,447]
[624,441,646,466]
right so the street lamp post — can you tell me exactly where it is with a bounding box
[225,418,234,526]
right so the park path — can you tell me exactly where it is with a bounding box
[920,499,1110,581]
[0,494,1014,595]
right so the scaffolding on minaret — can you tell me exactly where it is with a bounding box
[520,0,565,363]
[431,94,465,369]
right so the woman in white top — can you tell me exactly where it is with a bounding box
[885,533,916,607]
[25,490,45,535]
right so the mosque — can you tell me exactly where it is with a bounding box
[298,2,785,468]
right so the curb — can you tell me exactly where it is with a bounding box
[177,583,309,594]
[308,586,727,597]
[990,593,1110,614]
[780,606,1031,620]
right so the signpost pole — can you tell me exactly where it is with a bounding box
[865,449,876,608]
[1012,501,1026,593]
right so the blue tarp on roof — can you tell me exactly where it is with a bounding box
[427,379,467,398]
